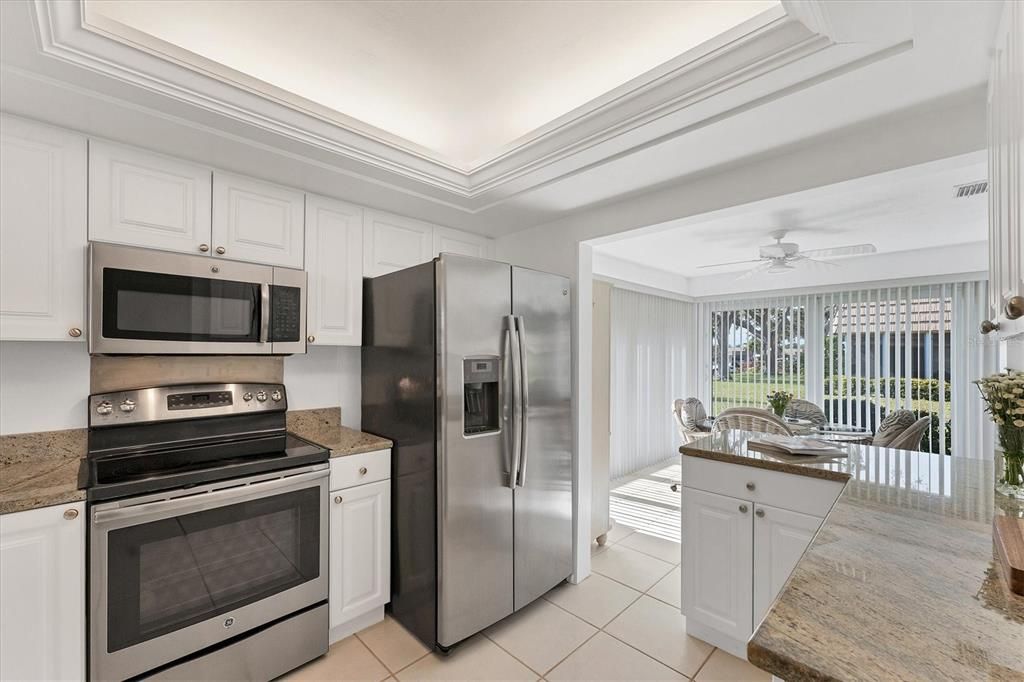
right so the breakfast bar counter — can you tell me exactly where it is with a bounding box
[682,431,1024,681]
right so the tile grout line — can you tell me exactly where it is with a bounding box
[353,631,395,680]
[690,647,718,680]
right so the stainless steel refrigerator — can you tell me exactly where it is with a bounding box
[362,254,573,650]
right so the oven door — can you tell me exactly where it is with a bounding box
[89,465,329,681]
[88,242,306,355]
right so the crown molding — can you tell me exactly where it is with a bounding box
[26,0,914,211]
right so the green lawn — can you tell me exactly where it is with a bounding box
[711,379,946,418]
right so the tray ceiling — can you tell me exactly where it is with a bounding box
[83,0,779,171]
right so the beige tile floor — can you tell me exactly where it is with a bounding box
[284,461,770,682]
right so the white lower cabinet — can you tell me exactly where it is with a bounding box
[681,456,843,660]
[682,488,753,643]
[329,450,391,641]
[0,503,85,681]
[752,502,821,624]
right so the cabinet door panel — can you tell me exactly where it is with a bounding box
[0,503,85,681]
[682,487,752,642]
[0,116,87,341]
[753,503,821,626]
[433,225,492,260]
[305,195,363,346]
[330,480,391,628]
[363,210,433,277]
[212,172,304,268]
[89,140,212,255]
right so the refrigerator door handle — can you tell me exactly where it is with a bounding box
[515,315,530,488]
[507,315,523,489]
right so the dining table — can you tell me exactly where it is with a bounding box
[702,416,874,445]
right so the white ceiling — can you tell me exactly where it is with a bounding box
[593,153,988,280]
[84,0,777,170]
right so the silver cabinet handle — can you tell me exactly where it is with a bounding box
[199,243,210,252]
[63,508,79,520]
[334,495,343,504]
[68,327,82,338]
[746,482,756,491]
[739,504,749,513]
[755,508,765,518]
[307,335,315,343]
[215,246,226,255]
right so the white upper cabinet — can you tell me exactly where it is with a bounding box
[433,225,492,259]
[305,195,363,346]
[89,140,212,256]
[363,210,434,277]
[0,115,87,341]
[0,502,86,681]
[212,172,305,268]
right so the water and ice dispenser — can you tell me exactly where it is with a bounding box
[463,357,499,435]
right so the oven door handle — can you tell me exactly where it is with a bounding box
[260,283,271,344]
[92,468,328,526]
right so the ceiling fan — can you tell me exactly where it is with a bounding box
[698,230,877,279]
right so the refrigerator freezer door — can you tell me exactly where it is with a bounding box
[437,255,515,647]
[512,267,573,610]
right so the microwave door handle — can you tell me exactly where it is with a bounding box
[260,283,270,344]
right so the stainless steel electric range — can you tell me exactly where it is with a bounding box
[81,382,330,681]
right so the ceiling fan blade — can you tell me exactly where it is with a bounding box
[799,244,876,258]
[735,261,775,280]
[696,258,763,269]
[792,255,839,268]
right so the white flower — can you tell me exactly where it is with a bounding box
[1014,420,1024,427]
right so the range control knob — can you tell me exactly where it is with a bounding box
[119,399,136,413]
[96,400,113,415]
[242,392,253,402]
[256,390,268,403]
[271,390,283,402]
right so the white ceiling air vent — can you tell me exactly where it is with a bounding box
[953,180,988,198]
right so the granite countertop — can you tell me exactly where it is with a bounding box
[287,407,392,457]
[0,429,87,515]
[684,430,1024,680]
[681,430,855,482]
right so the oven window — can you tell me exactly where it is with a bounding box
[102,268,260,342]
[105,486,320,653]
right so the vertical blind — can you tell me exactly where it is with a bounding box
[609,287,691,479]
[695,279,994,458]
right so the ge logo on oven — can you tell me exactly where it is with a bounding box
[223,617,235,629]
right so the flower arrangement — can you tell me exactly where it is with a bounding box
[975,370,1024,497]
[766,390,793,418]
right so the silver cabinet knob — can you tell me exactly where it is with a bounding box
[63,508,79,520]
[68,327,82,338]
[739,504,749,514]
[359,467,368,476]
[755,508,765,518]
[1006,295,1024,320]
[981,319,1001,334]
[119,399,136,413]
[199,244,210,252]
[215,246,226,255]
[307,335,315,343]
[334,495,343,504]
[96,401,113,415]
[746,482,756,491]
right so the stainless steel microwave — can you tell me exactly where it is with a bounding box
[88,243,306,355]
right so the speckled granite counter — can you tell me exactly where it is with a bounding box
[0,429,86,515]
[683,431,1024,681]
[287,407,392,457]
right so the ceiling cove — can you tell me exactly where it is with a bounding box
[29,0,913,212]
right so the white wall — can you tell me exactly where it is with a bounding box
[0,341,361,435]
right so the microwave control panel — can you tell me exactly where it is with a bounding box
[270,286,301,342]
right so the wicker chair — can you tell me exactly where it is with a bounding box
[783,398,827,427]
[712,407,794,436]
[673,398,708,445]
[885,416,931,451]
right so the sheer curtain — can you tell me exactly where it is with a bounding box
[609,287,691,479]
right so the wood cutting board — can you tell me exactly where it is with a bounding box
[993,515,1024,596]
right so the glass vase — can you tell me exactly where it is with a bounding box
[996,425,1024,499]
